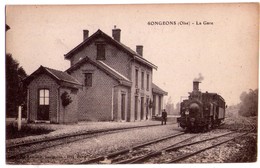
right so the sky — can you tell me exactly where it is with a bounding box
[5,4,259,106]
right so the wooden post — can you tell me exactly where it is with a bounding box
[18,106,22,131]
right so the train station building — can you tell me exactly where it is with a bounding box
[24,28,167,123]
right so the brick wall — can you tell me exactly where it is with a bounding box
[70,42,96,66]
[130,61,153,121]
[28,74,59,123]
[70,63,118,121]
[59,88,78,123]
[67,35,158,122]
[113,86,130,121]
[69,37,132,79]
[103,43,132,79]
[113,86,118,121]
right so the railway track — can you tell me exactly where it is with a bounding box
[141,117,256,164]
[77,131,188,164]
[6,124,163,160]
[222,116,256,132]
[7,116,256,164]
[77,116,256,164]
[165,131,249,163]
[164,117,256,163]
[114,131,237,164]
[114,117,255,164]
[80,123,254,164]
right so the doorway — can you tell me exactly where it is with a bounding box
[121,93,126,120]
[141,97,144,120]
[38,89,50,120]
[134,96,138,120]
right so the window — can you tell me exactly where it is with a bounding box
[146,73,150,91]
[39,89,49,105]
[96,43,106,60]
[141,71,144,89]
[135,69,138,87]
[85,73,92,87]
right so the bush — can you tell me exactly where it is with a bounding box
[61,91,72,107]
[6,124,54,140]
[238,89,258,117]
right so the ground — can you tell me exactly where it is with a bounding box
[6,115,258,164]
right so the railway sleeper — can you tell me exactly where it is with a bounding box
[166,132,249,163]
[78,132,185,164]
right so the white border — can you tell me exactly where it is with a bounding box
[1,1,259,168]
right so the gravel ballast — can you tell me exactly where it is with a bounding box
[6,120,173,146]
[8,123,180,164]
[7,116,257,164]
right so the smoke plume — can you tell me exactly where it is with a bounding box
[194,73,204,82]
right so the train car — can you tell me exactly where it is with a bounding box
[177,81,226,132]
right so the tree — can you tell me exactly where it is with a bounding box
[240,91,247,102]
[165,96,174,115]
[175,102,180,115]
[6,54,27,118]
[238,89,258,117]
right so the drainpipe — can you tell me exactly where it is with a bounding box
[111,82,122,121]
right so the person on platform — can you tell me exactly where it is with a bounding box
[161,109,167,125]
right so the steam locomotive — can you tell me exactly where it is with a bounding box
[177,81,226,132]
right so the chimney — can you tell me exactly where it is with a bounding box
[112,25,121,42]
[193,81,200,92]
[83,30,89,41]
[136,45,143,56]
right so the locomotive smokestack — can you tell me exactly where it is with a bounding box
[193,81,200,92]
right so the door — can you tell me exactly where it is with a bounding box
[38,89,50,120]
[134,96,138,120]
[121,93,126,120]
[141,97,144,120]
[146,98,149,119]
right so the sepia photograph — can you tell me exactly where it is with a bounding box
[5,3,259,165]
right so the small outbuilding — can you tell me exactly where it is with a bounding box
[24,66,82,123]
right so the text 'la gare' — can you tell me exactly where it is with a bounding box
[195,21,214,25]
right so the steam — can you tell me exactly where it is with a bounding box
[194,73,204,82]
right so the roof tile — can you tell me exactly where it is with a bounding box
[44,67,81,85]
